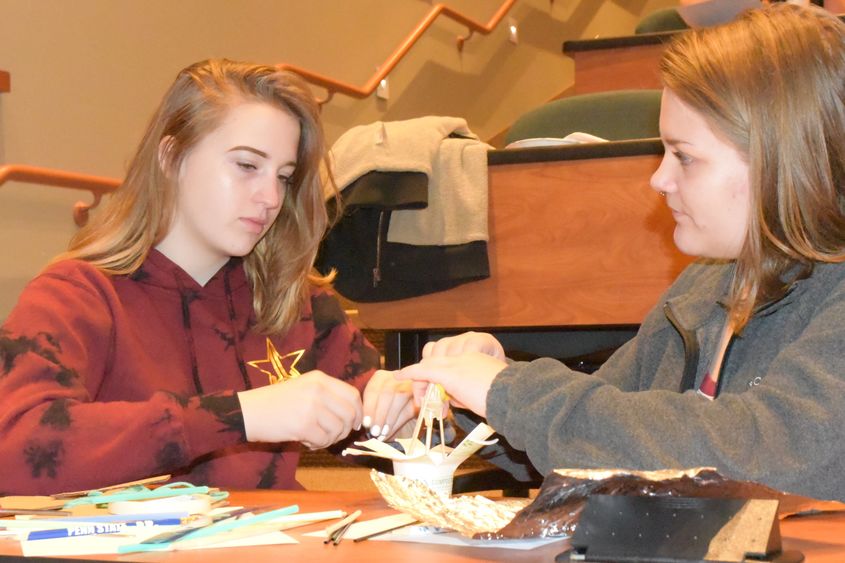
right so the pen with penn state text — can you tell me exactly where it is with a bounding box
[26,516,189,541]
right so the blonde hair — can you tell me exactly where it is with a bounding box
[660,4,845,329]
[59,59,336,334]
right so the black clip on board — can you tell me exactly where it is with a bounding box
[556,495,804,563]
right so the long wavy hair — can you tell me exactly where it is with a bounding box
[660,4,845,330]
[59,59,336,334]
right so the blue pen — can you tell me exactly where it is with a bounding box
[37,512,189,523]
[26,517,184,541]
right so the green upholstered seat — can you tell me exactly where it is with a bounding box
[504,89,662,145]
[635,8,690,34]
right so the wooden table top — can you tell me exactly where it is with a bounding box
[1,489,843,562]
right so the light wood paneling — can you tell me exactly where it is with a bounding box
[571,41,666,94]
[354,152,693,330]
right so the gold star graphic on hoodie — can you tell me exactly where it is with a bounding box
[247,339,304,384]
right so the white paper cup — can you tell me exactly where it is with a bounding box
[392,458,456,496]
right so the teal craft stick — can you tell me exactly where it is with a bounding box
[118,543,172,553]
[117,504,299,554]
[174,504,300,542]
[63,483,212,507]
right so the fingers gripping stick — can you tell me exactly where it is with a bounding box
[410,383,448,455]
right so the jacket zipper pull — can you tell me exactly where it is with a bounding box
[373,210,386,288]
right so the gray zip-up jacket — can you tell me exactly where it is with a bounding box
[485,260,845,501]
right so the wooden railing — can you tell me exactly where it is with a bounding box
[278,0,516,104]
[0,164,120,226]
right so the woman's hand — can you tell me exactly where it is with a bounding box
[361,369,416,440]
[396,352,507,418]
[237,370,363,450]
[422,331,506,361]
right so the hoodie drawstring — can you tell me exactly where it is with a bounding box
[175,265,253,394]
[224,267,253,390]
[176,276,204,395]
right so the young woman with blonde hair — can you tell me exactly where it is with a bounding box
[398,3,845,501]
[0,59,413,494]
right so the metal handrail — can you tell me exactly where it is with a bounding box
[278,0,516,105]
[0,164,120,226]
[0,3,517,219]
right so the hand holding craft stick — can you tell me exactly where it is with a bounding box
[409,383,448,455]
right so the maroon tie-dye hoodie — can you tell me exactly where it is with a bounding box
[0,250,378,494]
